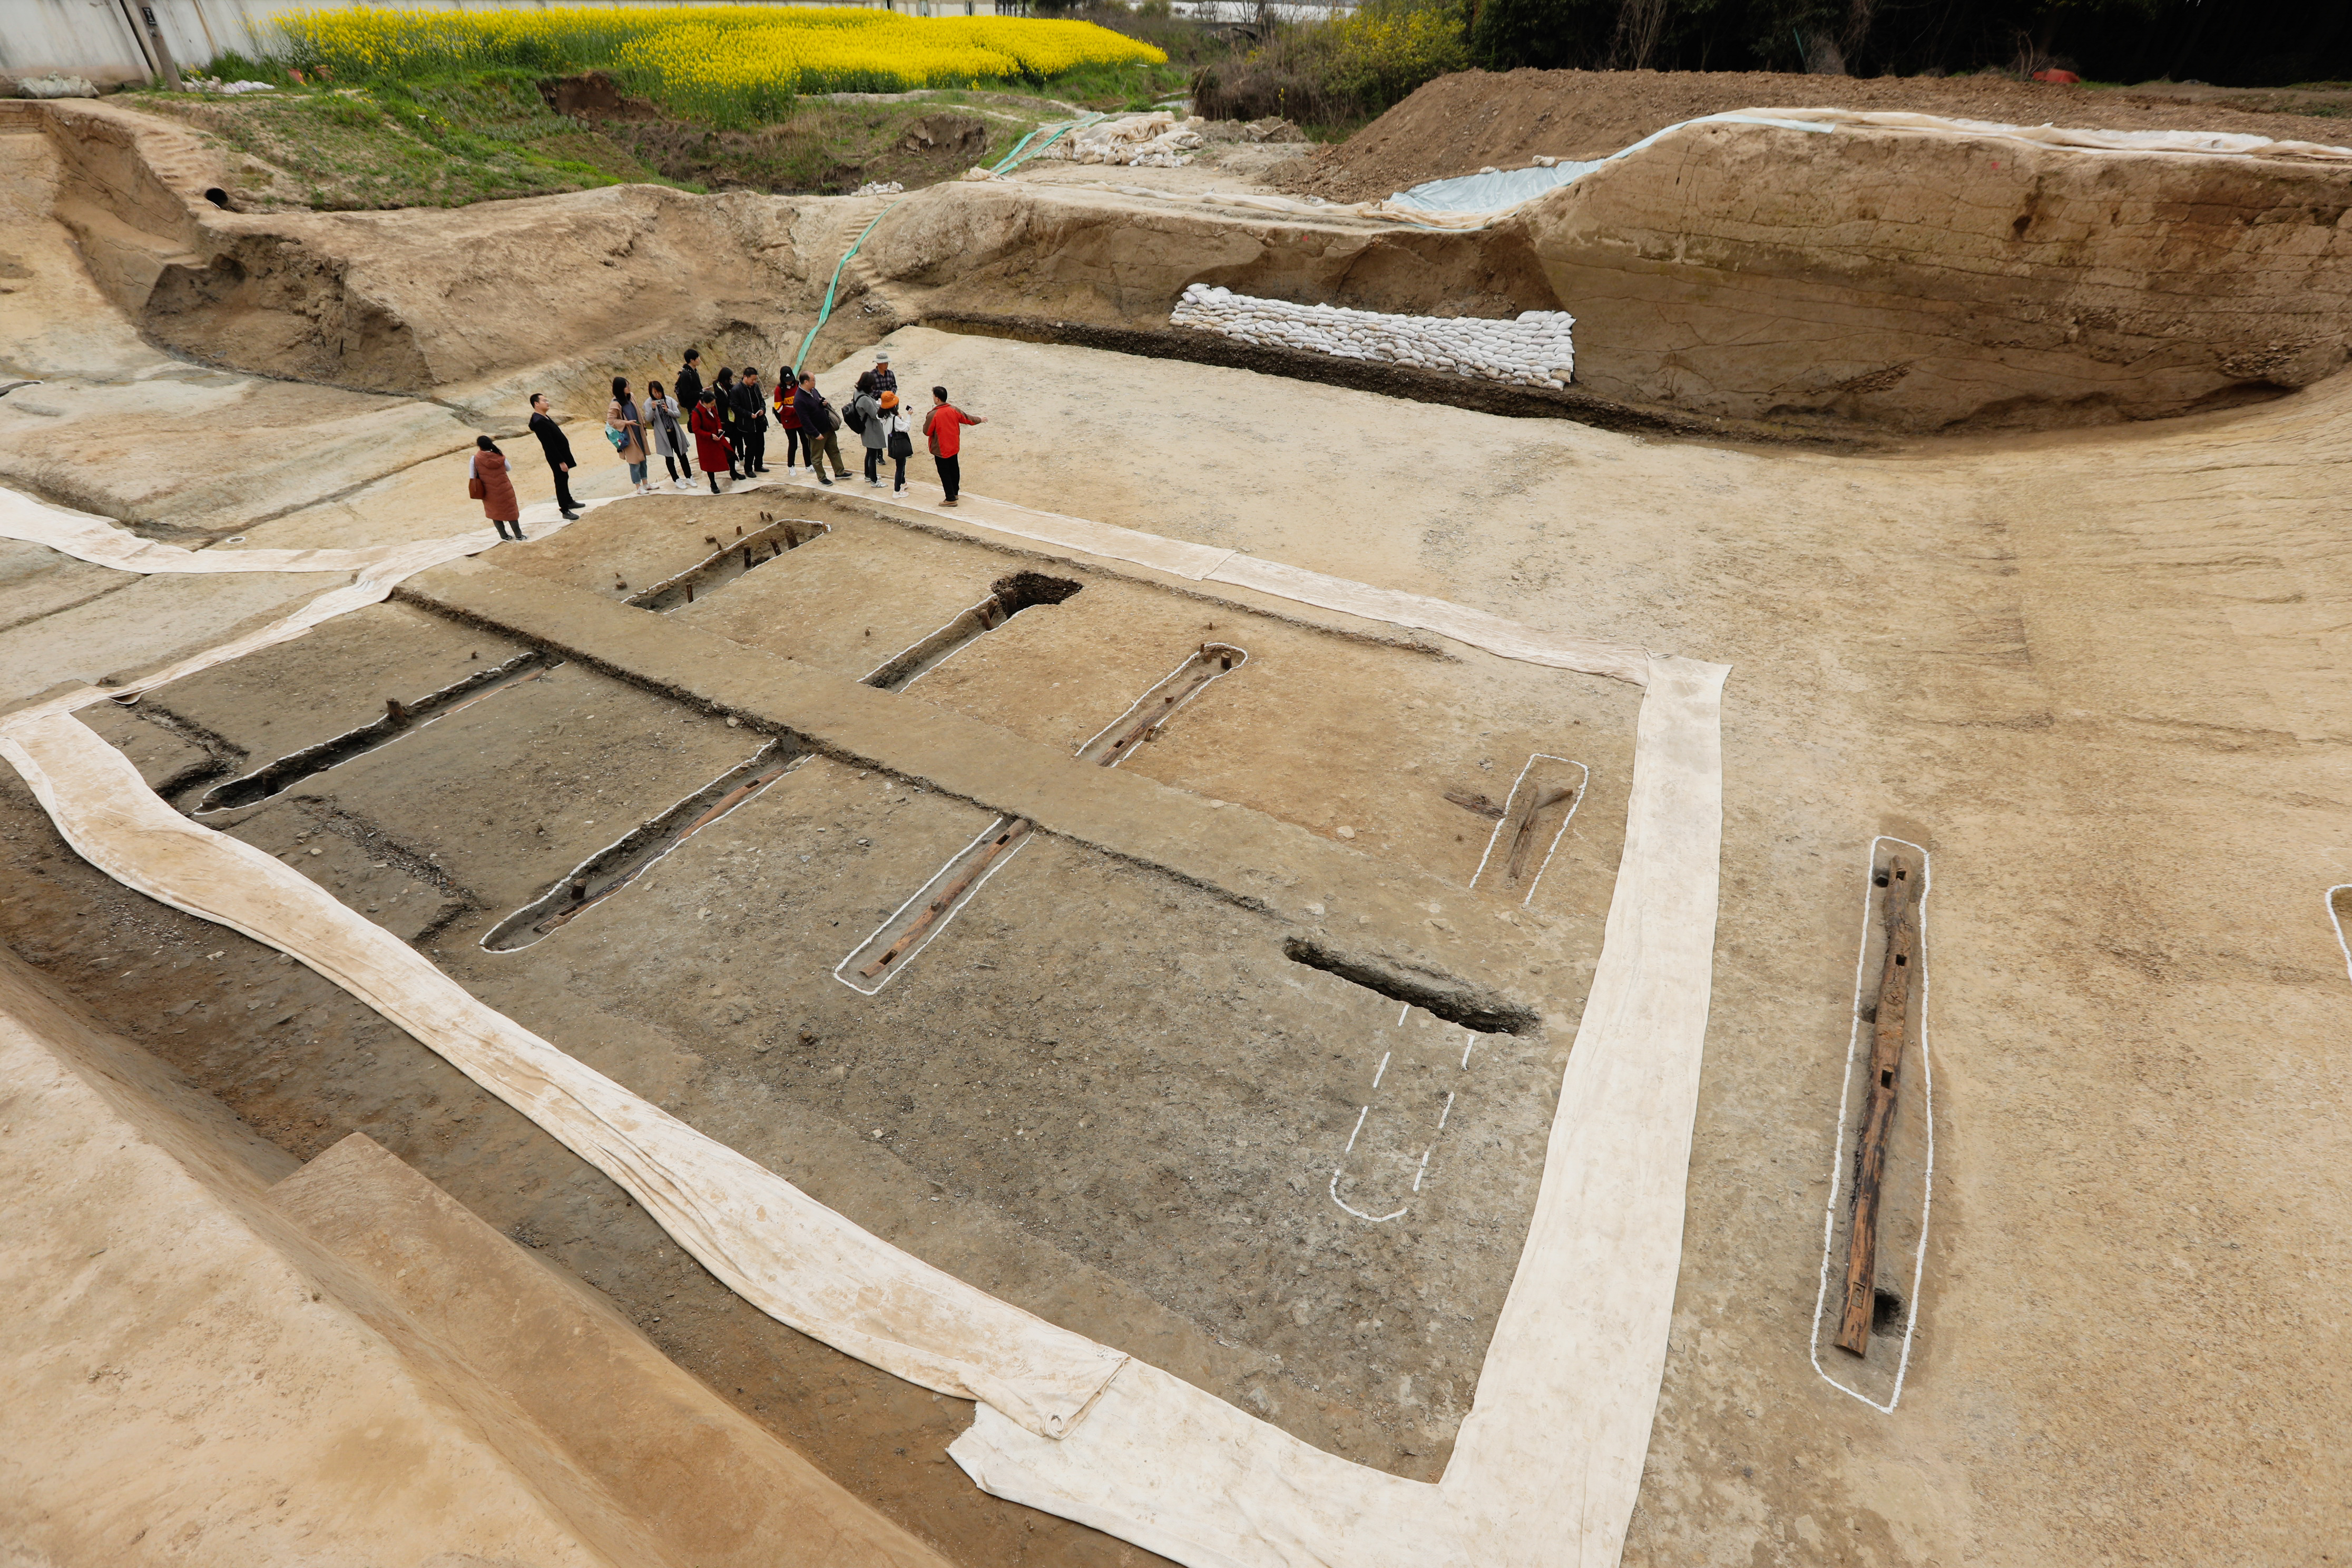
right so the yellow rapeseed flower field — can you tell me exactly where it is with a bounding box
[271,6,1164,124]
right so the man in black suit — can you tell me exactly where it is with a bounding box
[673,350,702,479]
[526,393,580,521]
[732,366,770,475]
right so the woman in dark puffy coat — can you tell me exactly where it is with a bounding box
[471,435,524,541]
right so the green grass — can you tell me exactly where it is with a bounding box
[133,65,1183,209]
[134,71,678,209]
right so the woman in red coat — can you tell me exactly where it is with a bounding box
[689,388,733,493]
[472,435,524,540]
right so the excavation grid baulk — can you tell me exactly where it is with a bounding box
[74,493,1641,1468]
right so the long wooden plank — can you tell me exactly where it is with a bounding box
[1835,854,1919,1356]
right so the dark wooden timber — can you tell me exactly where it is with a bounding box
[1836,855,1920,1357]
[858,819,1034,979]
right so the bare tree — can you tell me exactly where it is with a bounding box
[1608,0,1674,69]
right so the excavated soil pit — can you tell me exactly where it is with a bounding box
[62,494,1639,1487]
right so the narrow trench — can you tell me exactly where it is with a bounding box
[1282,936,1538,1035]
[624,517,827,612]
[836,640,1246,994]
[481,741,809,952]
[863,571,1082,692]
[193,518,824,817]
[194,649,561,815]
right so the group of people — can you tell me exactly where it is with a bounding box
[466,347,989,538]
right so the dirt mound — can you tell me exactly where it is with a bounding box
[1282,68,2352,201]
[1510,116,2352,430]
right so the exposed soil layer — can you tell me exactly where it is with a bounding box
[1280,68,2352,202]
[599,109,995,195]
[1505,116,2352,430]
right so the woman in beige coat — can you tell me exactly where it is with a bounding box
[607,376,651,494]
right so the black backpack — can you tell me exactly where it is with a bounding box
[842,397,868,435]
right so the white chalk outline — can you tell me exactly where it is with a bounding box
[835,644,1252,994]
[2326,885,2352,982]
[863,592,1003,690]
[482,747,811,955]
[1467,753,1590,905]
[832,814,1033,996]
[1328,1012,1476,1224]
[1074,643,1250,761]
[1806,835,1935,1413]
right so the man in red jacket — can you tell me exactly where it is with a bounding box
[922,385,985,507]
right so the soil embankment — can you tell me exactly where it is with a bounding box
[1282,68,2352,202]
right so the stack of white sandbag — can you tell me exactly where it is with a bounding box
[1046,112,1206,168]
[1169,285,1575,387]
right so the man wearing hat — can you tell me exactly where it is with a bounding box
[870,351,897,400]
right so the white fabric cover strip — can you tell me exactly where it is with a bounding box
[950,654,1728,1567]
[0,711,1128,1440]
[0,484,591,577]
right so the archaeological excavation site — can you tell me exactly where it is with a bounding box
[2,18,2349,1568]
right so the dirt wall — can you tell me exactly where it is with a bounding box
[33,93,2352,436]
[143,185,818,396]
[1511,117,2352,429]
[1283,68,2352,204]
[862,179,1555,329]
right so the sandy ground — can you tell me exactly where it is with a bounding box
[3,87,2349,1568]
[1282,67,2352,201]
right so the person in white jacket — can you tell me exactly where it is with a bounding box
[645,380,693,492]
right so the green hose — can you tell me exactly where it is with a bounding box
[789,111,1108,379]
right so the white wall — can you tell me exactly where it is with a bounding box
[2,0,1011,86]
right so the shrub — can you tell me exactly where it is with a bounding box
[1195,0,1466,128]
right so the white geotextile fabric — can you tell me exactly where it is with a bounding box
[1045,112,1206,167]
[0,709,1129,1440]
[952,656,1730,1568]
[0,483,593,576]
[1170,285,1575,389]
[1384,160,1599,212]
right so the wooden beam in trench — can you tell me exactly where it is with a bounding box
[1835,854,1919,1357]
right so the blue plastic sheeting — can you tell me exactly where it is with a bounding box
[1388,112,1836,213]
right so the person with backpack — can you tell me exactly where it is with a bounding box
[922,384,985,507]
[526,392,579,521]
[733,367,771,475]
[672,350,703,478]
[847,375,885,487]
[875,390,913,497]
[606,376,651,494]
[689,387,732,494]
[793,371,851,486]
[469,435,524,540]
[646,379,692,491]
